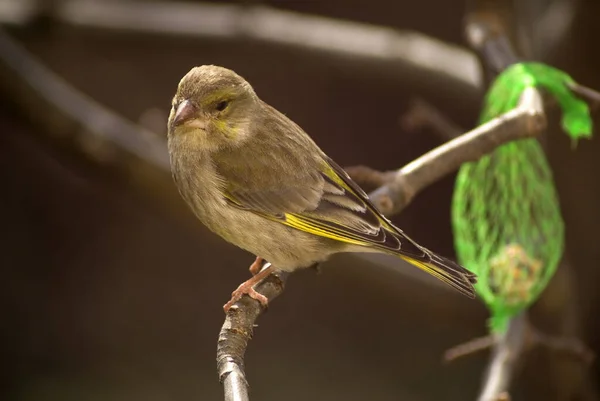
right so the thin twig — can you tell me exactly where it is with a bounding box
[343,166,396,188]
[567,82,600,111]
[444,312,595,365]
[444,334,496,362]
[400,98,464,140]
[527,324,595,365]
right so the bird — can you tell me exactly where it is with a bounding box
[166,65,477,312]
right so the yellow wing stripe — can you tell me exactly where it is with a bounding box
[400,255,474,297]
[283,214,366,246]
[290,212,395,248]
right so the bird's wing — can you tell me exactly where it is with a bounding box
[219,151,477,298]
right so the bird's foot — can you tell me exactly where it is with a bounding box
[223,284,268,313]
[223,263,275,313]
[248,256,264,276]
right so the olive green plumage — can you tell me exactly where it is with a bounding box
[167,65,477,297]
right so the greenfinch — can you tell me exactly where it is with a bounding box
[167,65,477,312]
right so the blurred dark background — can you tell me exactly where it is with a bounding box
[1,0,599,400]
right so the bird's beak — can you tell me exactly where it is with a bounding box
[173,99,204,129]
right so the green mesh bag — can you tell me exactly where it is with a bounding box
[451,63,593,333]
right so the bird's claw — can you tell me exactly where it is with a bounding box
[223,281,269,313]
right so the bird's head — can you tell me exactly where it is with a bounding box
[167,65,258,151]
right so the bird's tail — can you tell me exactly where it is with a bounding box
[380,227,477,298]
[398,252,477,298]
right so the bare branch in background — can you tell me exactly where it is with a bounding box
[400,98,464,140]
[444,314,594,365]
[0,0,482,97]
[343,166,396,189]
[444,334,496,362]
[525,0,577,60]
[568,82,600,111]
[528,324,594,364]
[463,3,520,81]
[0,28,186,213]
[0,30,168,168]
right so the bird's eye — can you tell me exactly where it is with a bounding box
[215,100,229,112]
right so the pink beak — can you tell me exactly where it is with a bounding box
[173,99,197,127]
